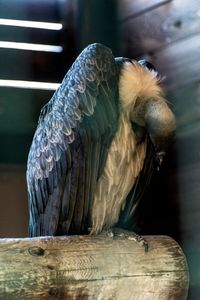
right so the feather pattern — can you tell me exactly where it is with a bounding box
[27,43,119,236]
[90,109,147,234]
[89,59,166,234]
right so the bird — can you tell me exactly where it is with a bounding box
[27,43,176,239]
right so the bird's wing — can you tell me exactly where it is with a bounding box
[117,137,156,230]
[27,43,119,236]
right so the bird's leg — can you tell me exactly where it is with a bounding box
[100,228,148,252]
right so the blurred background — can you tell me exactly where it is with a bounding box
[0,0,199,298]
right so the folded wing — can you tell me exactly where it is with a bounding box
[27,43,120,236]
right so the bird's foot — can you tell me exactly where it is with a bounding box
[101,228,148,252]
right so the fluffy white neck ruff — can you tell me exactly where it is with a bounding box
[90,61,166,234]
[119,61,163,113]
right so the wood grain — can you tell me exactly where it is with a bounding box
[168,83,200,136]
[151,33,200,90]
[119,0,171,21]
[0,235,189,300]
[121,0,200,57]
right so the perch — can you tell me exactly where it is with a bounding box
[0,235,189,299]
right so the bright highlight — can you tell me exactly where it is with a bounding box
[0,79,60,90]
[0,41,63,52]
[0,18,62,30]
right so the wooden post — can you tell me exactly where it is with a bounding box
[0,235,189,299]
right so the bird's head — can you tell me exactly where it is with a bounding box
[119,59,176,170]
[138,59,159,78]
[143,96,176,170]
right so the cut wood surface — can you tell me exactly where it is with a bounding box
[0,235,189,300]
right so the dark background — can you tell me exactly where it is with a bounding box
[0,0,199,298]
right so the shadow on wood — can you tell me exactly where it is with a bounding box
[0,235,189,300]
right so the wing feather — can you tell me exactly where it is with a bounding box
[27,43,119,236]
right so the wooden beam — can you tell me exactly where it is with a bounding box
[121,0,200,57]
[0,235,189,299]
[151,33,200,90]
[168,83,200,136]
[119,0,171,22]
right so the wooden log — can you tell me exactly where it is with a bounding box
[0,235,189,300]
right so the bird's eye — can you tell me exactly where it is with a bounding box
[138,59,158,75]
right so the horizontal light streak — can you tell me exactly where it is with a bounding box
[0,41,63,52]
[0,18,62,30]
[0,79,60,90]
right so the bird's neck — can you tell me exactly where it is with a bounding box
[118,60,163,118]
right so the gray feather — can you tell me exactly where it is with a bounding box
[27,43,119,236]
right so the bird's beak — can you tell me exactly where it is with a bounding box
[154,151,165,171]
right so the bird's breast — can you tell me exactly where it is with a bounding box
[90,112,147,234]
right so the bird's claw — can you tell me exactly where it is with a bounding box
[133,234,148,252]
[102,228,148,252]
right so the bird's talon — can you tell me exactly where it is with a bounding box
[118,232,125,237]
[139,239,148,252]
[107,231,114,238]
[106,228,149,252]
[127,236,137,241]
[144,241,149,252]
